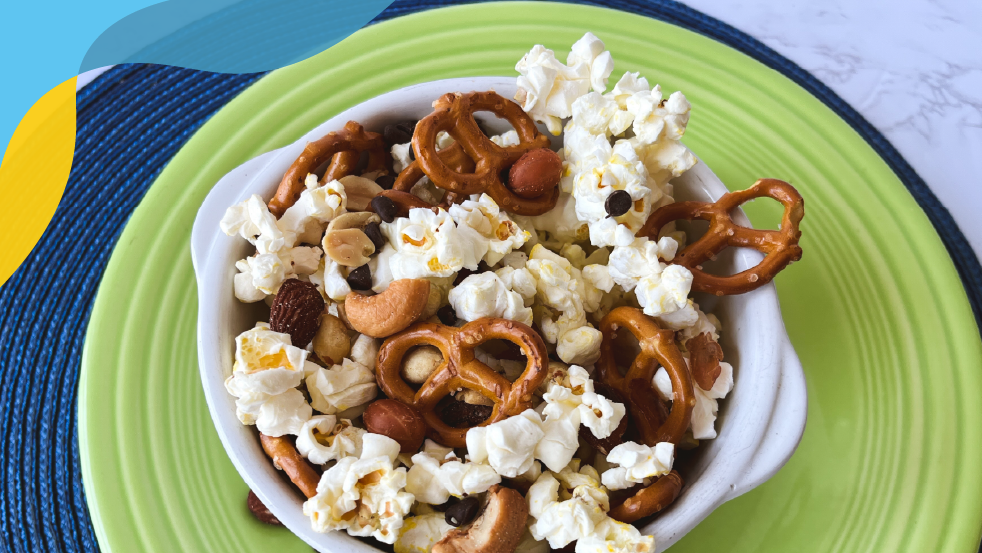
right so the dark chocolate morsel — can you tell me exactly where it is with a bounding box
[605,190,632,218]
[363,222,385,251]
[445,496,482,527]
[371,195,398,223]
[437,305,457,326]
[346,264,373,291]
[375,174,395,189]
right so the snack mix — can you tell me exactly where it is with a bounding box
[221,32,804,553]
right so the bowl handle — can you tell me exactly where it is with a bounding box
[726,340,808,500]
[190,148,285,281]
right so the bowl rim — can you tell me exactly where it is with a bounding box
[192,76,807,553]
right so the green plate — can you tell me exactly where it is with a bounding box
[79,2,982,551]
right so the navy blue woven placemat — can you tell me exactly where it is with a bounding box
[0,1,979,552]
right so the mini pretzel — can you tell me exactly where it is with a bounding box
[609,471,683,523]
[269,121,389,217]
[597,307,695,446]
[376,318,549,447]
[411,91,557,215]
[638,178,804,296]
[259,433,320,499]
[393,142,476,205]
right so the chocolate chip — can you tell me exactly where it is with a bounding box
[371,196,398,223]
[364,222,385,251]
[384,121,416,146]
[346,264,373,291]
[375,174,395,189]
[437,305,457,326]
[439,397,493,428]
[247,490,282,526]
[445,496,482,527]
[453,268,475,286]
[605,190,632,217]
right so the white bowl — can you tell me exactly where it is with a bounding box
[192,77,807,553]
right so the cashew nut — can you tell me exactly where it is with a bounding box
[432,485,529,553]
[339,175,383,211]
[344,279,430,338]
[401,345,444,384]
[312,314,351,365]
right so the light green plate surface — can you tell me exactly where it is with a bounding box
[79,3,982,552]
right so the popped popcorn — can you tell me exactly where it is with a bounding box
[515,32,615,134]
[303,434,415,543]
[449,194,531,266]
[296,416,366,465]
[306,358,378,415]
[225,323,313,435]
[406,440,501,504]
[381,207,484,280]
[449,272,534,327]
[600,441,675,490]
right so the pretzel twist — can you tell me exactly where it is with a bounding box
[376,318,549,447]
[597,307,695,446]
[394,143,475,209]
[411,92,557,215]
[394,143,474,192]
[269,121,389,217]
[259,434,320,499]
[638,178,804,296]
[609,471,683,523]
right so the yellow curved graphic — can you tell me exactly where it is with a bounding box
[0,77,76,288]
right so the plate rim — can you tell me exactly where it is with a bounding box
[78,3,982,552]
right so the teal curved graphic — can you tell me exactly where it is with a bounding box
[0,0,392,167]
[80,0,394,73]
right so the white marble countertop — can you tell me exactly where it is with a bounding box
[77,1,982,261]
[685,0,982,259]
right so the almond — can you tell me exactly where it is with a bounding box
[269,279,325,348]
[507,148,562,199]
[363,399,427,453]
[247,490,282,526]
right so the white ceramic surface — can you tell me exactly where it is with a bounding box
[192,76,807,553]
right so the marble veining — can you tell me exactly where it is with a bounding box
[684,0,982,257]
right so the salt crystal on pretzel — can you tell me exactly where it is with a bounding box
[638,178,804,296]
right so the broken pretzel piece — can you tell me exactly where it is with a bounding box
[259,433,320,499]
[609,471,683,524]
